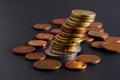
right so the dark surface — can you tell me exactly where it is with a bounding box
[0,0,120,80]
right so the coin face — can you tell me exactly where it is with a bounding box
[36,33,54,41]
[25,52,46,60]
[65,61,87,70]
[33,23,51,30]
[88,31,109,39]
[13,46,36,55]
[50,28,60,35]
[87,27,104,32]
[76,54,101,64]
[52,18,66,26]
[103,42,120,53]
[104,36,120,43]
[89,22,103,28]
[33,59,62,70]
[91,41,105,49]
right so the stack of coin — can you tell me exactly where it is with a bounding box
[46,9,96,61]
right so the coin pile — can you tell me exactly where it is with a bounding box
[48,9,96,58]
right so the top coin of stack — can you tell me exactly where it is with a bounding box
[49,9,96,53]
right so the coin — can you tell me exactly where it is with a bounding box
[50,28,60,35]
[33,59,62,70]
[89,22,103,28]
[88,31,109,39]
[33,23,51,30]
[25,52,46,60]
[87,27,104,32]
[28,40,47,48]
[76,54,101,64]
[52,18,66,26]
[36,33,54,41]
[84,35,94,43]
[104,36,120,43]
[91,41,105,49]
[65,61,87,70]
[103,42,120,53]
[13,46,36,55]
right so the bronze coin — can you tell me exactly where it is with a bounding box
[84,35,94,42]
[33,59,62,70]
[50,28,60,35]
[104,36,120,43]
[91,41,105,48]
[33,23,51,30]
[25,52,46,60]
[76,54,101,64]
[103,42,120,53]
[88,31,109,39]
[28,40,47,48]
[13,46,36,55]
[52,18,66,26]
[89,22,103,28]
[36,33,54,41]
[65,61,87,70]
[87,27,104,32]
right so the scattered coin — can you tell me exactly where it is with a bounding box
[88,31,109,39]
[84,35,94,42]
[33,59,62,70]
[33,23,51,30]
[25,52,46,61]
[91,41,105,49]
[65,61,87,70]
[13,46,36,55]
[76,54,101,64]
[28,40,47,48]
[50,28,60,35]
[87,27,104,32]
[89,22,103,28]
[104,36,120,43]
[36,33,54,41]
[52,18,66,26]
[103,42,120,53]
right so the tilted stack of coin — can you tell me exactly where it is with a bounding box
[49,9,96,54]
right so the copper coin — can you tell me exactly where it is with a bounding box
[91,41,105,49]
[88,31,109,39]
[25,52,46,60]
[52,18,66,26]
[33,59,62,70]
[28,40,47,48]
[33,23,51,30]
[89,22,103,28]
[84,35,94,43]
[50,28,60,35]
[65,61,87,70]
[103,42,120,53]
[76,54,101,64]
[104,36,120,43]
[87,27,104,32]
[13,46,36,55]
[36,33,54,41]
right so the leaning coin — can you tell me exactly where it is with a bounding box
[87,27,104,32]
[33,59,62,70]
[65,61,87,70]
[76,54,101,64]
[89,21,103,28]
[104,36,120,43]
[91,41,105,49]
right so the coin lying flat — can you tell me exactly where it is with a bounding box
[33,59,62,70]
[50,28,60,35]
[91,41,105,49]
[36,33,54,41]
[76,54,101,64]
[87,27,104,32]
[65,61,87,70]
[33,23,51,30]
[52,18,66,26]
[89,22,103,28]
[103,42,120,53]
[28,40,47,48]
[25,52,46,60]
[88,31,109,39]
[104,36,120,43]
[13,46,36,55]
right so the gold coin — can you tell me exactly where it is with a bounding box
[65,61,87,70]
[76,54,101,64]
[33,59,62,70]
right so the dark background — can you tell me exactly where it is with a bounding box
[0,0,120,80]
